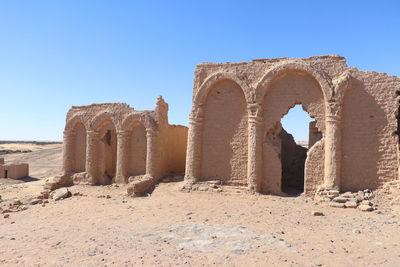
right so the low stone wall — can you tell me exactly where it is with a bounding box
[0,163,29,179]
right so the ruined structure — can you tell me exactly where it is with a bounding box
[0,158,29,179]
[183,55,400,196]
[57,97,188,196]
[56,55,400,198]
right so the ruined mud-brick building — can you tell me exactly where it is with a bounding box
[0,158,29,179]
[60,97,187,195]
[183,55,400,196]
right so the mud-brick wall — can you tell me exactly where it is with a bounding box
[341,72,400,190]
[164,125,188,175]
[200,80,248,185]
[0,165,5,178]
[127,123,147,176]
[4,164,29,179]
[304,140,324,196]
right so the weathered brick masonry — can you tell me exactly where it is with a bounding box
[183,55,400,196]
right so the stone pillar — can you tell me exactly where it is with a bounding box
[247,104,263,193]
[184,106,204,183]
[323,106,342,190]
[86,131,100,184]
[145,129,158,179]
[115,131,130,184]
[62,130,76,174]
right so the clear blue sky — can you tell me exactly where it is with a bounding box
[1,0,399,141]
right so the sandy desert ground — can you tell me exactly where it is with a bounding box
[0,144,400,266]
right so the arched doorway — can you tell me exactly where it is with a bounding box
[200,79,248,185]
[127,121,147,177]
[97,120,117,184]
[261,71,325,195]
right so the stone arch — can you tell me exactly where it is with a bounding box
[93,114,118,184]
[65,114,88,131]
[91,112,120,132]
[65,114,87,173]
[125,120,147,177]
[260,68,326,195]
[194,72,253,106]
[122,112,157,132]
[255,62,333,104]
[200,78,248,185]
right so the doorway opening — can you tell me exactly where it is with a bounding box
[98,121,117,184]
[4,170,8,178]
[280,105,320,195]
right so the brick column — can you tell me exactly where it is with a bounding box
[86,131,100,184]
[145,129,158,179]
[324,103,342,190]
[184,106,204,183]
[247,104,263,192]
[62,130,76,174]
[115,131,130,184]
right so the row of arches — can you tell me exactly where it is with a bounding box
[64,113,154,184]
[194,62,332,108]
[185,62,349,195]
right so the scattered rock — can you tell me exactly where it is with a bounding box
[198,185,209,191]
[359,205,373,212]
[19,205,28,211]
[52,188,71,201]
[341,192,354,198]
[332,196,348,203]
[39,191,50,199]
[345,201,358,208]
[329,202,345,208]
[12,199,22,206]
[361,200,373,206]
[312,211,324,216]
[353,229,361,234]
[29,198,42,205]
[3,214,10,219]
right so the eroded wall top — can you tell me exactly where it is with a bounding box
[64,97,170,132]
[192,55,400,105]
